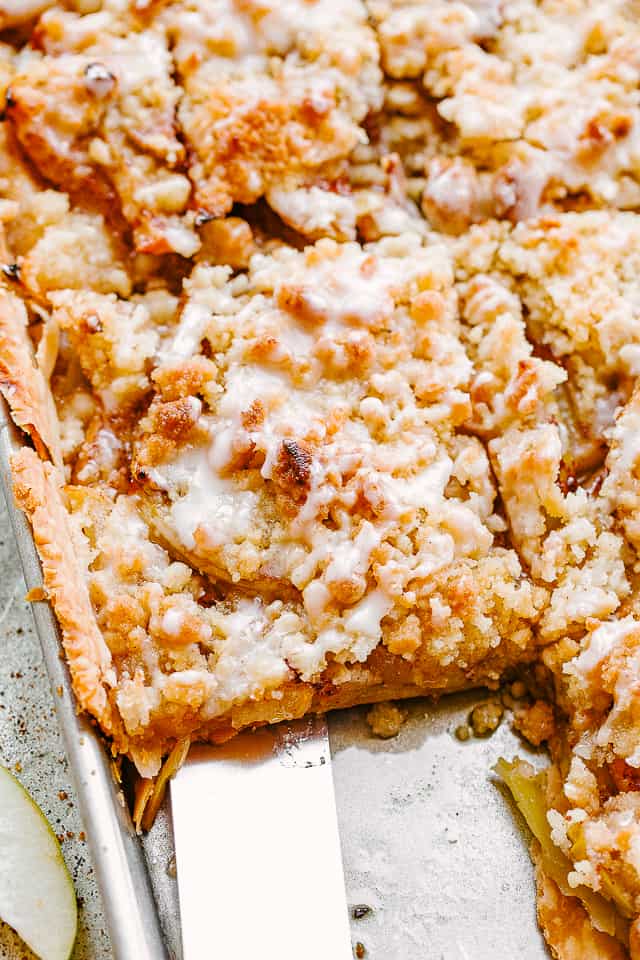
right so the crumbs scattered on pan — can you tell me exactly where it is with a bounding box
[453,681,556,748]
[469,700,504,738]
[365,702,407,739]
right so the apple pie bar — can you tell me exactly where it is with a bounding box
[3,1,640,956]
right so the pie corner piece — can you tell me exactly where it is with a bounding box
[2,1,640,957]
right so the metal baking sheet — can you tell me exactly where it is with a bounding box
[0,398,550,959]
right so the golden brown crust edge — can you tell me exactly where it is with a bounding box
[0,288,62,468]
[123,667,510,761]
[534,856,629,960]
[11,447,115,734]
[8,446,459,757]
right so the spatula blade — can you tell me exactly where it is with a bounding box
[171,715,352,960]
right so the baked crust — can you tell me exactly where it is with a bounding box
[11,448,114,734]
[0,286,61,467]
[535,858,628,960]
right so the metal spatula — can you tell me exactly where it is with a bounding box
[170,714,352,959]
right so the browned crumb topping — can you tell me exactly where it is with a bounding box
[512,700,556,748]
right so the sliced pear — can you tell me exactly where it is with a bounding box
[0,765,77,960]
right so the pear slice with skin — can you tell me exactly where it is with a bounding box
[0,765,77,960]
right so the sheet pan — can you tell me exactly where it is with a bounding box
[0,397,551,960]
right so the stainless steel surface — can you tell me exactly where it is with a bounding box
[0,405,167,960]
[171,716,351,960]
[331,697,549,960]
[0,401,551,960]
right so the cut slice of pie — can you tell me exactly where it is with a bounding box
[162,0,384,230]
[7,3,199,256]
[372,0,640,231]
[12,232,550,774]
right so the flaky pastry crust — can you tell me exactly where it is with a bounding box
[0,285,61,466]
[11,447,114,733]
